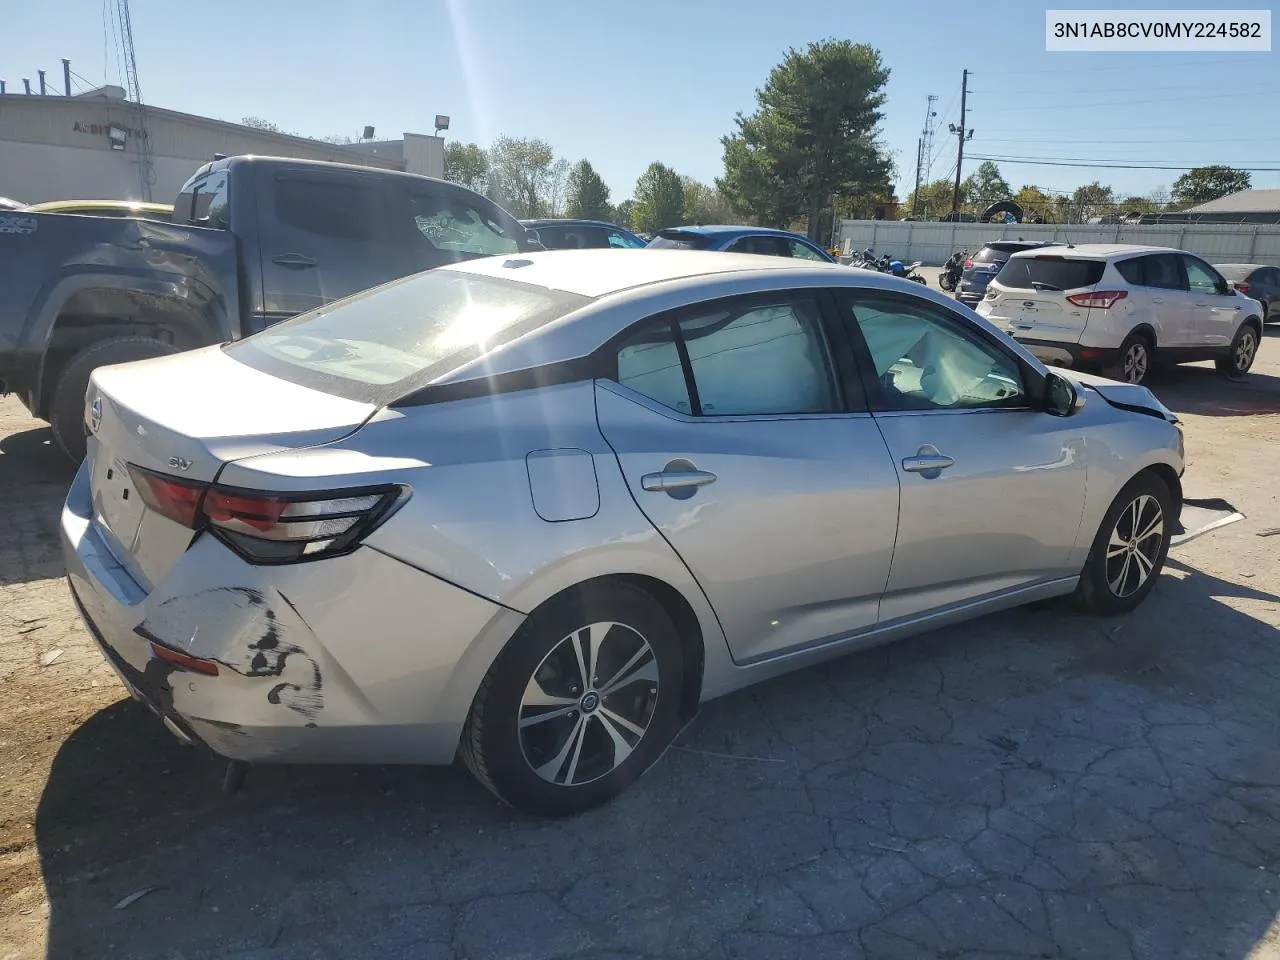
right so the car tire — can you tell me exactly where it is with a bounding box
[1073,471,1174,616]
[460,581,685,817]
[50,336,180,462]
[1215,323,1259,381]
[1105,332,1152,385]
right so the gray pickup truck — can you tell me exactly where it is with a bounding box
[0,155,534,459]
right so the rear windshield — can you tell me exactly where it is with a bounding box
[1215,264,1256,282]
[996,255,1106,291]
[648,231,714,250]
[225,270,589,404]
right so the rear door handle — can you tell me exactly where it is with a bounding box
[902,452,955,474]
[1151,297,1165,304]
[272,253,318,269]
[641,470,717,492]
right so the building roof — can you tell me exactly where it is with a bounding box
[1187,189,1280,215]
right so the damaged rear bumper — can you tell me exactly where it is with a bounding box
[61,459,523,766]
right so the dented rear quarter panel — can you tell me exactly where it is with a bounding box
[0,211,239,406]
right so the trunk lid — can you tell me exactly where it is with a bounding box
[977,255,1108,343]
[86,346,377,589]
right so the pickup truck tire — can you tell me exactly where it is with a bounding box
[51,336,180,461]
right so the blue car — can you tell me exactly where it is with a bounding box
[647,225,836,263]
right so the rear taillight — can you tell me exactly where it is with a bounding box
[1235,283,1250,294]
[1066,290,1128,309]
[963,259,974,269]
[126,464,405,564]
[203,488,400,563]
[129,466,205,527]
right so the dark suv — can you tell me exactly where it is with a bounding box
[955,241,1057,307]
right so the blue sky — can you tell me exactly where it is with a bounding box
[6,0,1277,203]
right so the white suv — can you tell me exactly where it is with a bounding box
[977,243,1264,385]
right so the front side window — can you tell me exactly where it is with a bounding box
[788,238,829,261]
[226,269,587,403]
[847,294,1025,411]
[616,296,839,416]
[607,229,645,249]
[1182,256,1223,295]
[647,231,713,250]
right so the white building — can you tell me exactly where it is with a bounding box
[0,86,445,205]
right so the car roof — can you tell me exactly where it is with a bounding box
[445,248,810,298]
[522,218,630,230]
[659,225,807,240]
[1007,243,1182,260]
[25,199,173,213]
[426,250,1049,390]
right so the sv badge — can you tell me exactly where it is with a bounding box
[167,456,193,472]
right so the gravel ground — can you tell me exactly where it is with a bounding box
[1,325,1279,960]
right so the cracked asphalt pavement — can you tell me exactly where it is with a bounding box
[2,337,1279,959]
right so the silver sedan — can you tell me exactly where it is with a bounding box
[64,250,1189,816]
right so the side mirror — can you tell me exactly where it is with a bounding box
[1044,372,1084,417]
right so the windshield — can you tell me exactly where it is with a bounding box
[226,269,589,403]
[996,256,1106,291]
[648,231,714,250]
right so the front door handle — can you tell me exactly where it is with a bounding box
[641,469,718,492]
[272,253,318,269]
[1151,297,1165,304]
[902,444,954,475]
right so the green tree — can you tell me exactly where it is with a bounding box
[681,177,734,225]
[613,199,636,230]
[443,142,490,193]
[487,136,560,218]
[1118,195,1159,216]
[1171,165,1251,206]
[633,162,685,233]
[904,177,957,219]
[1062,181,1115,223]
[961,161,1012,206]
[241,116,292,135]
[1012,185,1057,223]
[719,40,893,237]
[564,160,612,220]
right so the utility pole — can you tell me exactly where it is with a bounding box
[912,94,939,216]
[950,69,973,215]
[63,59,72,97]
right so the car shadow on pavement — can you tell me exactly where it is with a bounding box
[1147,365,1280,417]
[0,427,75,586]
[33,557,1280,960]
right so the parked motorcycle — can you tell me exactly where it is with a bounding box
[885,258,927,284]
[939,249,967,292]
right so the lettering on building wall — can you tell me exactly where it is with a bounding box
[72,121,148,140]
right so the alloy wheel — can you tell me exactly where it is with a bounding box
[1105,493,1165,598]
[1234,329,1258,373]
[518,621,660,786]
[1122,342,1149,383]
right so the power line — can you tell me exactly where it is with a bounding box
[979,88,1274,113]
[988,55,1256,78]
[977,136,1280,145]
[968,154,1280,172]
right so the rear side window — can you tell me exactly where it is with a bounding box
[996,256,1106,291]
[1116,255,1183,290]
[648,231,713,250]
[226,269,588,403]
[727,235,790,257]
[616,296,839,416]
[274,178,380,241]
